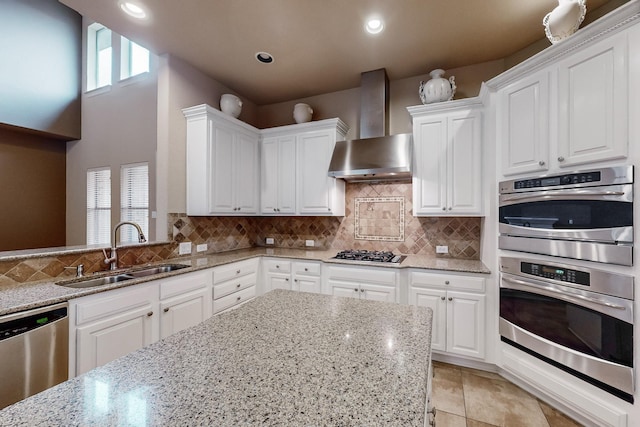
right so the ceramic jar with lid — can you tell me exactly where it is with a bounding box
[220,94,242,118]
[419,69,456,104]
[293,103,313,123]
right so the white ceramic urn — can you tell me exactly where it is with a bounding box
[543,0,587,44]
[419,69,456,104]
[293,103,313,123]
[220,94,242,118]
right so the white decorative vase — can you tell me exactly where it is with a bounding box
[419,69,456,104]
[220,94,242,118]
[293,103,313,123]
[543,0,586,44]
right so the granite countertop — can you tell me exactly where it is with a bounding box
[0,247,490,316]
[0,290,434,426]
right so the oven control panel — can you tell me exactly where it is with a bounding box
[521,262,590,286]
[513,171,601,190]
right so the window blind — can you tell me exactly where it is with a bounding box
[87,167,111,245]
[120,163,149,243]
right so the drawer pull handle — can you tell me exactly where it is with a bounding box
[163,308,169,313]
[147,311,153,317]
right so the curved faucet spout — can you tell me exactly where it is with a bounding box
[104,221,147,270]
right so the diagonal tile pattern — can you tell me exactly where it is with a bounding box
[432,362,583,427]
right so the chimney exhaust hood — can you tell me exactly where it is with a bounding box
[328,68,412,182]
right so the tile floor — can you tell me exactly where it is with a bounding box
[432,361,582,427]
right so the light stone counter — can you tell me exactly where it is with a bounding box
[0,247,489,316]
[0,290,433,426]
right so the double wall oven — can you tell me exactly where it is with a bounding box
[498,166,635,403]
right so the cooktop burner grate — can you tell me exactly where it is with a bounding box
[333,250,403,263]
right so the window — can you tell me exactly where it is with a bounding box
[120,163,149,243]
[120,36,149,80]
[87,23,112,90]
[87,167,111,245]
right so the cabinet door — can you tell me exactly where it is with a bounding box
[234,131,259,213]
[268,273,292,291]
[446,291,485,359]
[209,124,236,213]
[261,137,279,213]
[409,286,447,352]
[278,137,297,213]
[160,288,210,339]
[499,71,550,176]
[360,282,397,303]
[76,304,154,375]
[297,130,336,214]
[294,275,321,293]
[448,111,482,214]
[557,32,628,167]
[328,279,360,299]
[413,116,447,215]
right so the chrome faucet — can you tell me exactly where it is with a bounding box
[102,221,147,270]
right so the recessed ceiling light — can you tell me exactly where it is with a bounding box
[119,1,147,19]
[256,52,274,64]
[365,18,384,34]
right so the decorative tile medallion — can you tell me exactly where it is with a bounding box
[354,197,405,241]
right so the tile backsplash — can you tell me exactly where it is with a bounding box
[169,182,481,259]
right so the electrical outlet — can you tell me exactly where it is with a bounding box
[265,237,275,245]
[196,243,208,252]
[179,242,192,255]
[436,245,448,254]
[305,240,315,247]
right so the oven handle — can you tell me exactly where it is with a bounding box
[500,190,626,203]
[501,276,627,311]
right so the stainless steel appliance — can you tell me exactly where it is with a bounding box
[499,256,634,402]
[0,302,68,409]
[498,165,634,265]
[333,250,405,264]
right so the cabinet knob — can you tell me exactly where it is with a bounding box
[557,156,565,162]
[276,265,279,268]
[538,160,545,166]
[444,280,450,285]
[285,278,289,281]
[237,296,241,301]
[354,288,359,292]
[304,268,308,272]
[294,279,298,282]
[360,288,365,293]
[448,207,452,210]
[147,311,153,317]
[328,208,331,211]
[442,207,446,211]
[277,208,280,212]
[273,208,277,212]
[236,283,241,288]
[163,307,169,313]
[236,270,241,274]
[448,297,453,301]
[440,296,445,301]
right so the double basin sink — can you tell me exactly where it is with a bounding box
[57,264,189,289]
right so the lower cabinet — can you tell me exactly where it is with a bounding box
[212,258,259,313]
[408,271,485,359]
[263,258,322,294]
[69,270,212,377]
[325,265,398,303]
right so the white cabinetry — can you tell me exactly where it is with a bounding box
[409,100,483,216]
[212,258,259,314]
[261,119,349,216]
[325,265,398,303]
[408,271,485,359]
[496,31,629,176]
[69,270,213,377]
[263,258,322,293]
[183,104,260,215]
[261,136,296,214]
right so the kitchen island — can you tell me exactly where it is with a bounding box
[0,290,433,426]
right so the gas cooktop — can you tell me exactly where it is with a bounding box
[332,250,405,264]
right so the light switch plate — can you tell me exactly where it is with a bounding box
[265,237,275,245]
[305,240,315,247]
[179,242,192,255]
[436,245,448,254]
[196,243,208,252]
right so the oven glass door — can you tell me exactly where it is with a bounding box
[500,287,633,367]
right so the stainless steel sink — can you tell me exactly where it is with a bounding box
[56,264,189,288]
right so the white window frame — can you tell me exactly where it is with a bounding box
[120,162,149,244]
[87,23,112,91]
[120,36,150,81]
[87,167,111,245]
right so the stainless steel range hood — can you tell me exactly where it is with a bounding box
[328,68,412,182]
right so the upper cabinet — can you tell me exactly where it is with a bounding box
[261,119,349,216]
[409,99,483,216]
[183,105,260,215]
[494,15,633,177]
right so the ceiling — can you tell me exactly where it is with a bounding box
[59,0,612,105]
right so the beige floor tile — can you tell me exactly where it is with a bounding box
[538,400,583,427]
[462,372,549,427]
[458,365,505,381]
[432,363,466,417]
[434,410,467,427]
[467,419,500,427]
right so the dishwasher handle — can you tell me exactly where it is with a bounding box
[0,303,68,342]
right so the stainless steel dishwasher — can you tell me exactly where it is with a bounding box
[0,302,68,409]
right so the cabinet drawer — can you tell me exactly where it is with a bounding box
[293,261,321,276]
[213,259,259,284]
[159,270,211,300]
[410,271,485,292]
[74,284,155,326]
[213,285,255,313]
[264,259,291,274]
[213,273,257,299]
[326,265,396,285]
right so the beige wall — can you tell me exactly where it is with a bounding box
[0,127,66,250]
